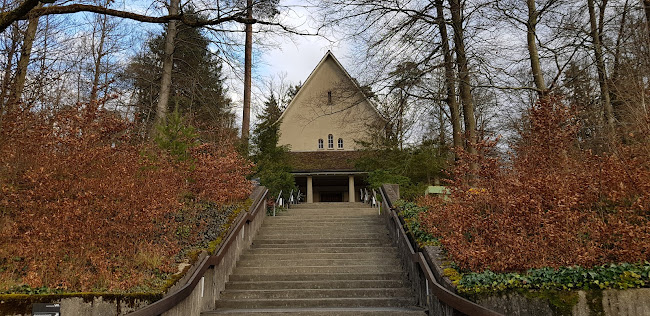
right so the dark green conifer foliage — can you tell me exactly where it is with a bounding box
[250,94,295,200]
[126,9,233,139]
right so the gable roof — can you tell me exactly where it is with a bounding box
[276,50,385,124]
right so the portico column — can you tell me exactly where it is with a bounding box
[348,175,355,203]
[307,176,313,203]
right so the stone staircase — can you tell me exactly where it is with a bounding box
[203,202,426,316]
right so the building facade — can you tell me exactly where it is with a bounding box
[277,51,385,203]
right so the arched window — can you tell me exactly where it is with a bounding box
[338,138,343,149]
[318,139,324,149]
[328,134,334,149]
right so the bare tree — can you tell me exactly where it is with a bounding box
[154,0,180,130]
[587,0,615,136]
[6,3,41,109]
[242,0,253,151]
[435,0,463,155]
[448,0,477,156]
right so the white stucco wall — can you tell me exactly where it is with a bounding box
[278,53,383,152]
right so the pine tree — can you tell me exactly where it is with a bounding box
[126,11,233,140]
[250,94,295,200]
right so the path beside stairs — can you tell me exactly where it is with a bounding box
[202,202,426,316]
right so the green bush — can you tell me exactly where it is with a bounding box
[154,111,198,163]
[393,200,438,247]
[457,262,650,295]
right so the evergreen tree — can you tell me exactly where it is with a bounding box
[126,10,233,140]
[250,93,295,200]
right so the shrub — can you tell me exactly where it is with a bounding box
[0,104,251,292]
[419,96,650,273]
[393,200,438,247]
[457,262,650,295]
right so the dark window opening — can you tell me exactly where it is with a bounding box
[318,139,324,149]
[338,138,343,149]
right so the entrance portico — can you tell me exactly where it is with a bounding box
[296,172,366,203]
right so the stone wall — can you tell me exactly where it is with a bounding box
[0,294,156,316]
[476,288,650,316]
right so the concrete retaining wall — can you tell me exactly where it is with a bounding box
[0,295,154,316]
[476,288,650,316]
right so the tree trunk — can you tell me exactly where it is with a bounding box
[1,25,19,112]
[153,0,180,130]
[611,0,629,122]
[90,12,108,103]
[7,4,41,110]
[448,0,477,157]
[436,0,462,158]
[644,0,650,36]
[526,0,548,96]
[587,0,615,138]
[242,0,253,151]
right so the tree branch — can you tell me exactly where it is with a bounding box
[0,0,41,32]
[1,3,256,33]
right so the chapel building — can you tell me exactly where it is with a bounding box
[277,51,386,203]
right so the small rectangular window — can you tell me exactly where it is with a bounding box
[327,91,332,104]
[318,139,324,149]
[338,138,343,149]
[328,134,333,149]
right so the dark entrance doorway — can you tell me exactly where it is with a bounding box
[320,192,343,202]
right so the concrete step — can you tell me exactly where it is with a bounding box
[252,238,389,245]
[225,280,407,291]
[208,202,422,316]
[215,297,416,309]
[263,215,383,221]
[228,273,405,282]
[233,265,402,275]
[257,224,385,231]
[245,247,397,254]
[261,222,384,227]
[290,203,371,209]
[254,232,388,238]
[240,252,397,261]
[251,243,392,249]
[280,207,377,211]
[220,288,413,300]
[236,258,400,268]
[255,233,389,240]
[276,211,379,216]
[203,307,427,315]
[259,224,385,230]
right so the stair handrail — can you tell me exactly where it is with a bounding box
[126,186,268,316]
[371,189,378,208]
[272,190,283,216]
[379,185,503,316]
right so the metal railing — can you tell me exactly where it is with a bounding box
[379,185,503,316]
[360,187,381,214]
[271,189,302,216]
